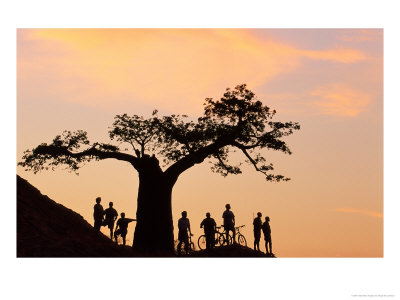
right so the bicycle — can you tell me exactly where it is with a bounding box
[175,233,195,255]
[219,225,233,246]
[198,226,225,250]
[219,225,247,247]
[235,225,247,246]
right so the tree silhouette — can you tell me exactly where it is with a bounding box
[19,84,300,254]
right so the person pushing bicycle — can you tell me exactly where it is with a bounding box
[177,211,193,255]
[200,212,216,250]
[222,204,235,244]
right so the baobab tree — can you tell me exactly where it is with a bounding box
[19,84,300,254]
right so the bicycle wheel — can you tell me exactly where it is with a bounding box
[227,234,233,245]
[219,233,233,245]
[229,234,235,245]
[218,233,226,245]
[214,233,222,247]
[198,235,207,250]
[238,234,247,247]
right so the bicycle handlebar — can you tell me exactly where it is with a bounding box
[220,225,245,229]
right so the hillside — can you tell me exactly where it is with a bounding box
[17,175,139,257]
[17,175,274,257]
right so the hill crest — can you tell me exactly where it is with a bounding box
[17,175,273,257]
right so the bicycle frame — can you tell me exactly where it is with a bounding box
[220,225,247,246]
[176,232,195,255]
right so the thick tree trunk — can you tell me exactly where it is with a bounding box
[131,156,175,255]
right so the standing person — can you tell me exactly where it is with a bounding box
[253,212,262,251]
[177,211,192,255]
[200,212,217,250]
[114,212,136,245]
[102,202,118,239]
[93,197,104,231]
[262,216,272,255]
[222,204,235,245]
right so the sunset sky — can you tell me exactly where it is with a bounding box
[16,28,383,257]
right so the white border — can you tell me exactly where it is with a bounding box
[3,1,399,299]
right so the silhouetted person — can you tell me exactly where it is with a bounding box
[262,216,272,255]
[93,197,104,231]
[222,204,235,244]
[200,212,217,250]
[114,212,136,245]
[253,212,262,251]
[177,211,192,255]
[102,202,118,239]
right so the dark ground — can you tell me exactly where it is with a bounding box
[17,175,274,258]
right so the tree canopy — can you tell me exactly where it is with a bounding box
[19,84,300,182]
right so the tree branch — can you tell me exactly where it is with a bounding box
[215,152,230,171]
[155,118,194,153]
[240,147,268,175]
[70,146,138,165]
[164,138,228,182]
[211,151,242,177]
[232,142,290,182]
[20,143,139,173]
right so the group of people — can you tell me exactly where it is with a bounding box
[252,212,272,255]
[176,203,235,255]
[177,203,272,255]
[93,197,136,245]
[94,197,272,255]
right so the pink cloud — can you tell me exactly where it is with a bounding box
[18,29,369,114]
[311,84,372,117]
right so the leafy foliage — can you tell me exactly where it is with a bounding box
[19,130,120,174]
[109,114,158,156]
[19,84,300,181]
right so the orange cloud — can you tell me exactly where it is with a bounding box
[334,207,383,218]
[311,84,371,116]
[18,29,368,113]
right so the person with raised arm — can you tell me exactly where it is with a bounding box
[114,212,136,245]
